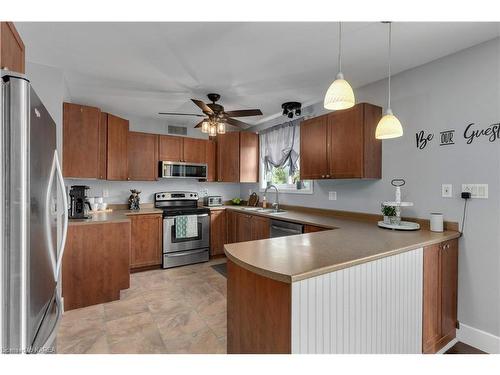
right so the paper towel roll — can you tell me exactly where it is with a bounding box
[430,213,444,232]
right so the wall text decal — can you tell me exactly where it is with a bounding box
[415,130,434,149]
[440,130,455,146]
[463,122,500,144]
[416,122,500,149]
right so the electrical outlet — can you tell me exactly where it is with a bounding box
[462,184,488,199]
[102,189,109,198]
[442,184,452,198]
[328,191,337,201]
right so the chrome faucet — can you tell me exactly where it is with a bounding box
[264,184,280,212]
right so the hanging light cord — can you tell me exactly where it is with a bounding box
[387,22,392,111]
[338,22,342,74]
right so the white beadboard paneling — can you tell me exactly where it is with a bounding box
[291,248,424,354]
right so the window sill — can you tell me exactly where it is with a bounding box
[259,184,314,195]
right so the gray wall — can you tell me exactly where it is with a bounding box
[242,38,500,338]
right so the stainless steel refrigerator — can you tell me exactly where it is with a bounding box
[0,70,68,354]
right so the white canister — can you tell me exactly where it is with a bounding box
[430,213,444,232]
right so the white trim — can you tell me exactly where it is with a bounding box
[457,323,500,354]
[436,337,458,354]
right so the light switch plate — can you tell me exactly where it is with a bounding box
[442,184,452,198]
[329,191,337,201]
[462,184,488,199]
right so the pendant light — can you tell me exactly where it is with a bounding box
[217,121,226,134]
[201,120,210,133]
[208,122,217,137]
[324,22,355,110]
[375,22,403,139]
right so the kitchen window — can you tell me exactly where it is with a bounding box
[259,119,313,194]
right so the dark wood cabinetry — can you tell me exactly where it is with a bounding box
[183,137,207,163]
[206,140,216,182]
[106,113,129,180]
[217,132,241,182]
[62,222,130,311]
[422,239,458,354]
[63,102,101,178]
[0,22,25,73]
[130,214,163,269]
[158,135,183,162]
[128,131,158,181]
[300,103,382,180]
[226,210,270,244]
[210,210,227,257]
[98,112,108,179]
[240,132,259,183]
[304,224,328,233]
[250,215,270,240]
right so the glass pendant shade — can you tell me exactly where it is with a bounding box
[201,120,210,133]
[375,109,403,139]
[217,121,226,134]
[324,72,355,110]
[209,123,217,137]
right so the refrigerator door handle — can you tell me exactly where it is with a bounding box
[54,151,68,281]
[36,292,62,353]
[44,151,58,279]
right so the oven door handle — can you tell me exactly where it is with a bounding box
[197,214,209,218]
[166,249,207,257]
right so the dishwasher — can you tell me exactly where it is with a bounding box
[270,219,304,238]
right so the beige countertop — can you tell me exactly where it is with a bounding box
[222,205,460,283]
[68,208,163,226]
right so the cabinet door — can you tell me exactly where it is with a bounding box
[98,112,108,179]
[328,105,364,178]
[0,22,25,73]
[206,140,216,182]
[128,132,159,181]
[226,210,238,244]
[210,210,227,257]
[422,243,442,354]
[183,137,207,163]
[236,212,252,242]
[63,102,101,178]
[250,215,270,241]
[240,132,259,183]
[106,114,129,180]
[441,239,458,341]
[217,132,240,182]
[130,214,163,269]
[300,116,329,179]
[158,135,183,162]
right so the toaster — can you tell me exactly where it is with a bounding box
[203,196,223,207]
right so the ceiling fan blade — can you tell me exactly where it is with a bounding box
[194,120,206,128]
[191,99,213,114]
[224,109,263,117]
[158,112,205,117]
[226,117,252,129]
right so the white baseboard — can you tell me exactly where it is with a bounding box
[457,323,500,354]
[436,337,458,354]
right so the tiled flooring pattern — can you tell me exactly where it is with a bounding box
[56,259,227,354]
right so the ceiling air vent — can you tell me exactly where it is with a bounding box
[168,125,187,136]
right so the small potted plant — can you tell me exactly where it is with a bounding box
[381,204,397,225]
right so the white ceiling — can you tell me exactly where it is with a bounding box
[16,22,499,127]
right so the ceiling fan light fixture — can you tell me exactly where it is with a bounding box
[217,121,226,134]
[201,120,210,133]
[324,22,355,111]
[209,123,217,137]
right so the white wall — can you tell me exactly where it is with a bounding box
[243,38,500,341]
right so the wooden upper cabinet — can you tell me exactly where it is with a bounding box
[130,214,163,269]
[210,210,227,257]
[206,140,216,182]
[98,112,108,179]
[300,103,382,180]
[128,132,158,181]
[422,239,458,354]
[240,132,259,183]
[300,115,329,179]
[63,102,101,178]
[183,137,207,163]
[106,113,129,180]
[158,135,183,162]
[0,22,25,73]
[217,132,240,183]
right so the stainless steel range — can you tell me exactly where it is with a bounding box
[154,191,210,268]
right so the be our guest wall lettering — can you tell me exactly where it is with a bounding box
[415,122,500,149]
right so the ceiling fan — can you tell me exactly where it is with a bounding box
[159,93,263,135]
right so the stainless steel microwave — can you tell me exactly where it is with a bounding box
[160,161,208,179]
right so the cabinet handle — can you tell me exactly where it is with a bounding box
[326,174,330,178]
[321,175,325,178]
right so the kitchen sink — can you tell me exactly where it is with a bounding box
[239,207,287,214]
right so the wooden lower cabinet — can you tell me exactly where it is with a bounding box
[304,224,329,233]
[250,215,270,240]
[422,239,458,353]
[130,214,163,269]
[210,210,227,257]
[226,210,270,244]
[62,222,130,311]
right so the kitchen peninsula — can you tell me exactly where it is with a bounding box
[223,206,460,354]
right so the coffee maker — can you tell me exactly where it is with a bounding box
[69,185,91,219]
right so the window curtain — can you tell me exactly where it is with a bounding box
[260,118,301,175]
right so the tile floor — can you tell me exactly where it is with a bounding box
[56,258,227,354]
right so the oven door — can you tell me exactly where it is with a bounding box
[163,213,209,253]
